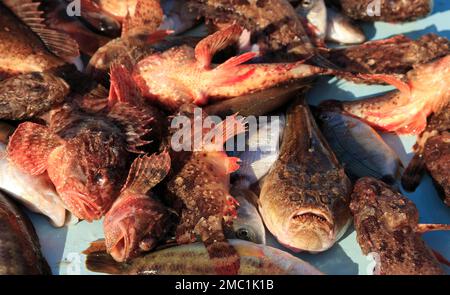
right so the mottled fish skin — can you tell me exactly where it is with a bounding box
[402,103,450,205]
[188,0,317,60]
[339,0,432,22]
[0,2,64,80]
[164,104,246,275]
[133,24,332,111]
[259,96,352,253]
[322,55,450,135]
[329,34,449,80]
[0,191,51,275]
[316,110,402,184]
[350,177,444,275]
[85,239,323,275]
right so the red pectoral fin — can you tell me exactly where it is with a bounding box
[7,122,62,175]
[358,74,412,97]
[195,24,243,69]
[109,63,140,107]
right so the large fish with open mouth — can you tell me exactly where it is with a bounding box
[85,239,322,275]
[259,96,352,253]
[7,64,165,222]
[164,104,246,275]
[133,24,333,111]
[0,191,51,275]
[351,177,448,275]
[322,55,450,135]
[402,103,450,206]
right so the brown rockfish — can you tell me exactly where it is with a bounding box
[0,191,51,275]
[133,24,333,111]
[165,104,246,274]
[259,95,352,253]
[351,177,449,275]
[322,55,450,135]
[7,64,164,222]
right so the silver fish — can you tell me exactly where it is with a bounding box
[325,6,366,44]
[315,110,402,183]
[295,0,328,40]
[228,187,266,245]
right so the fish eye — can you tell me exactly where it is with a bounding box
[236,228,255,242]
[93,172,106,186]
[302,0,313,8]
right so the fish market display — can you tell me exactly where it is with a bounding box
[402,103,450,206]
[322,55,450,134]
[315,110,402,183]
[350,177,446,275]
[86,239,322,275]
[0,123,67,227]
[338,0,433,23]
[259,96,352,253]
[104,152,172,262]
[0,191,51,275]
[134,24,333,110]
[165,104,246,274]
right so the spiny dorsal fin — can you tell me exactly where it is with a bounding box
[4,0,80,61]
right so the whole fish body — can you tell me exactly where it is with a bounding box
[0,124,67,227]
[322,55,450,135]
[329,34,450,80]
[350,177,444,275]
[0,191,51,275]
[402,103,450,206]
[85,239,322,275]
[133,24,333,111]
[338,0,433,23]
[259,96,352,253]
[7,66,165,221]
[315,110,402,183]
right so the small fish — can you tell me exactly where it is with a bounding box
[402,103,450,206]
[133,24,333,111]
[350,177,448,275]
[230,114,286,187]
[85,239,323,275]
[7,64,165,222]
[259,96,352,253]
[325,6,365,44]
[228,187,266,245]
[339,0,433,23]
[104,152,173,262]
[315,110,402,183]
[0,123,67,227]
[329,34,449,80]
[322,55,450,135]
[295,0,328,41]
[165,104,246,275]
[0,191,51,275]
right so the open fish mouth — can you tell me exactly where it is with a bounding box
[281,210,335,252]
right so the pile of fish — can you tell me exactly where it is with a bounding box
[0,0,448,275]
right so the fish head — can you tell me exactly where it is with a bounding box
[78,0,122,37]
[296,0,327,39]
[326,7,366,44]
[47,133,126,221]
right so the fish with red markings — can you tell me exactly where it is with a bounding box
[133,24,334,111]
[321,55,450,135]
[104,152,172,262]
[164,104,246,275]
[7,64,164,222]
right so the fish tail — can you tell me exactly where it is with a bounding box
[122,151,171,194]
[85,251,124,275]
[401,153,426,192]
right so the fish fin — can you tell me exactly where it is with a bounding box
[109,63,141,107]
[146,30,174,44]
[416,224,450,234]
[85,251,124,275]
[195,24,243,69]
[122,151,171,194]
[358,74,412,96]
[122,0,164,37]
[7,122,61,175]
[202,115,246,150]
[216,52,258,70]
[226,157,241,174]
[83,239,107,255]
[432,250,450,267]
[76,84,109,113]
[6,0,79,61]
